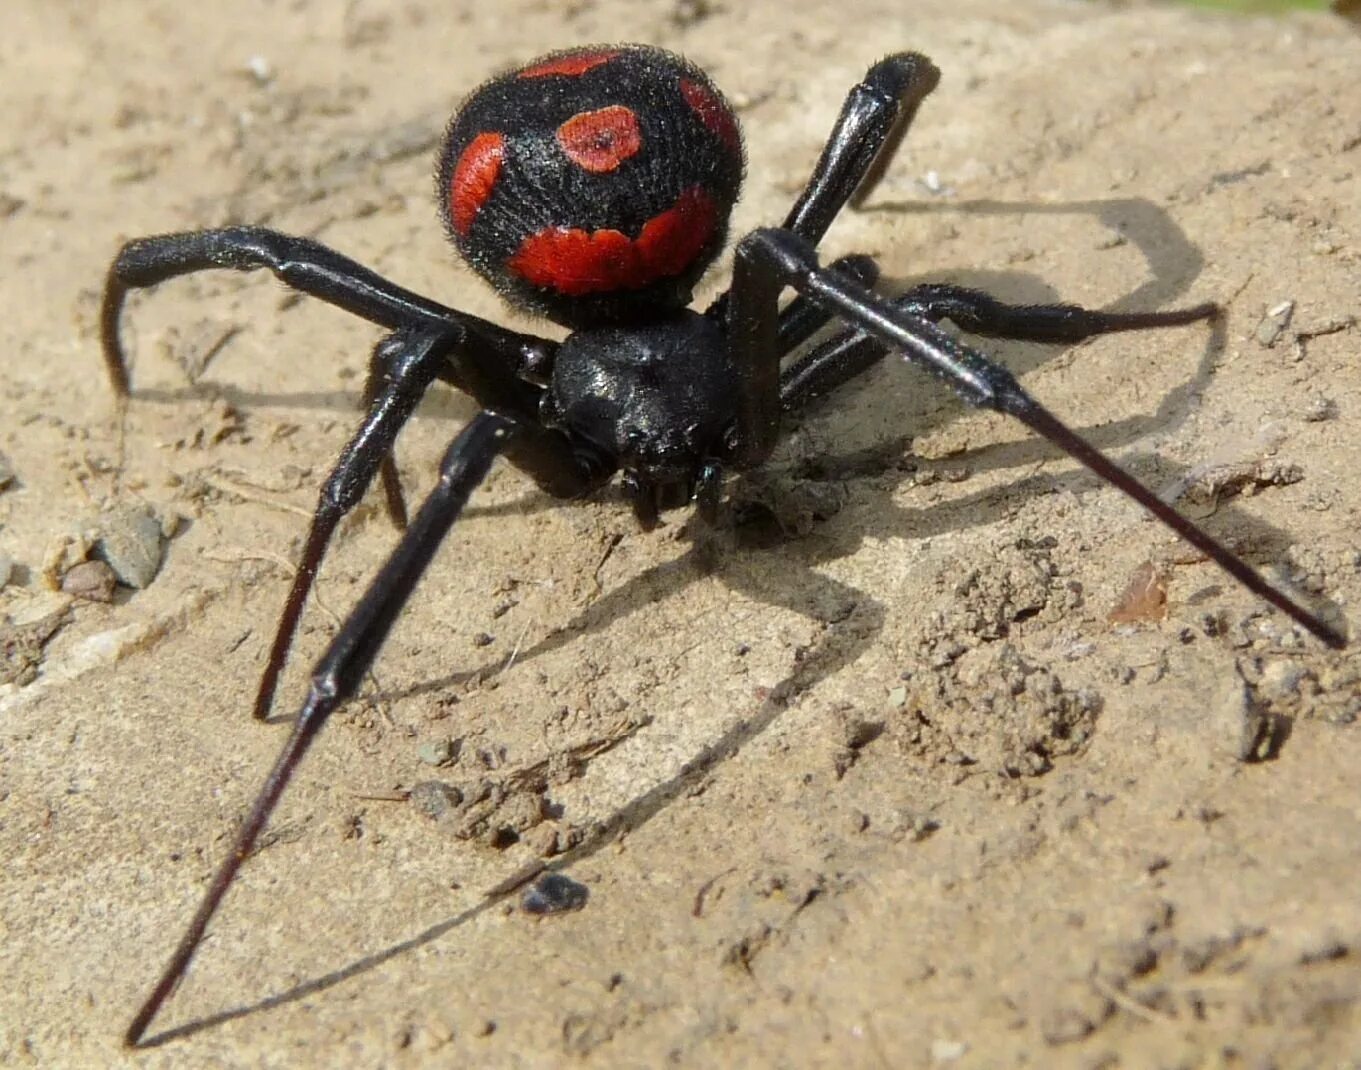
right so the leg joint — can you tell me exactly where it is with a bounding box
[737,228,820,284]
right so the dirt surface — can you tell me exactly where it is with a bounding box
[3,1,1360,1066]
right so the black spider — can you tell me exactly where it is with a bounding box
[102,44,1344,1046]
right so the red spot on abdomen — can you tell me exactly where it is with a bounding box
[556,106,642,173]
[518,49,620,79]
[634,187,718,279]
[679,78,741,156]
[450,132,505,236]
[508,186,717,296]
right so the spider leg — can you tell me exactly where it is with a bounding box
[125,412,518,1049]
[780,283,1219,411]
[252,322,616,721]
[104,226,460,394]
[888,283,1219,343]
[727,228,1345,648]
[781,53,941,245]
[360,343,411,530]
[104,226,543,415]
[705,53,936,323]
[252,328,446,721]
[104,225,608,495]
[772,254,879,354]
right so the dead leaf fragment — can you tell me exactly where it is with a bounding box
[1108,562,1168,624]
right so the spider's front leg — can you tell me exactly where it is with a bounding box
[102,225,604,493]
[101,226,462,395]
[725,227,1344,649]
[101,226,556,420]
[125,411,518,1048]
[251,327,448,721]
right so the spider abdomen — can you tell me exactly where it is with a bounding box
[438,45,745,328]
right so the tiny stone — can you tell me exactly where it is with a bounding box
[472,632,495,647]
[409,780,462,819]
[1257,660,1304,702]
[245,54,274,84]
[521,873,589,916]
[61,560,118,603]
[1300,395,1336,422]
[527,823,561,858]
[1255,299,1294,348]
[90,503,168,589]
[1209,674,1269,762]
[417,739,457,767]
[930,1038,967,1062]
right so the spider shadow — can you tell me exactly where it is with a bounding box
[859,193,1223,453]
[137,439,1328,1047]
[138,539,881,1047]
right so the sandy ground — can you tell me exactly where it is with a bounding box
[2,1,1360,1066]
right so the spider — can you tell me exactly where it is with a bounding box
[102,44,1344,1046]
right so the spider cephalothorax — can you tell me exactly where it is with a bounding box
[101,43,1343,1047]
[438,45,745,327]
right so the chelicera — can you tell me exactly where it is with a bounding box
[102,44,1345,1045]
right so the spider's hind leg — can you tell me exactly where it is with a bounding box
[890,282,1218,344]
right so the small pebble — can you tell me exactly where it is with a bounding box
[61,560,118,603]
[1209,674,1269,762]
[245,54,274,84]
[417,739,457,767]
[521,873,589,916]
[409,780,462,819]
[1255,299,1295,348]
[91,503,169,589]
[1257,660,1304,703]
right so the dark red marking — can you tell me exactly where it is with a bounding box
[449,132,505,236]
[556,106,642,174]
[679,78,741,156]
[508,186,717,295]
[517,49,620,80]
